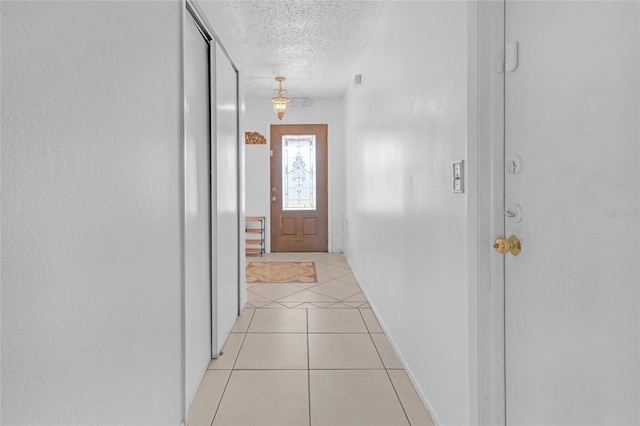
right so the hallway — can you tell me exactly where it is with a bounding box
[3,1,640,424]
[187,252,433,426]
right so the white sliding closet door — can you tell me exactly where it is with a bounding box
[214,43,239,353]
[184,13,213,407]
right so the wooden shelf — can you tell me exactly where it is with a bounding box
[245,216,265,256]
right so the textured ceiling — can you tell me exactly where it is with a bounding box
[211,0,385,100]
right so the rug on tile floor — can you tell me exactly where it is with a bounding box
[246,262,317,283]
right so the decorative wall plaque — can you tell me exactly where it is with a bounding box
[245,132,266,145]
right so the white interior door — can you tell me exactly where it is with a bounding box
[184,14,213,406]
[214,43,239,353]
[504,2,640,424]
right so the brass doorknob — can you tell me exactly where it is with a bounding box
[272,196,277,202]
[493,235,522,256]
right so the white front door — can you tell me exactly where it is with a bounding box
[504,2,640,424]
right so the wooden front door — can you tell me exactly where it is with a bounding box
[270,124,328,252]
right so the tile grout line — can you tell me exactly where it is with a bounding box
[358,307,374,334]
[305,367,389,371]
[275,293,340,305]
[209,308,255,426]
[249,285,308,301]
[230,308,256,370]
[360,308,413,425]
[360,308,387,368]
[208,369,233,426]
[306,308,312,426]
[302,287,358,303]
[385,369,413,425]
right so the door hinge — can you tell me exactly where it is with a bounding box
[270,150,274,157]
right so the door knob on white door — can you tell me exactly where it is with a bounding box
[493,235,522,256]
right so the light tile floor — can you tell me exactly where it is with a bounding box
[188,252,434,426]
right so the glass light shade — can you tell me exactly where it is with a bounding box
[272,96,289,120]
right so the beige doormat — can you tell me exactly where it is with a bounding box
[246,262,317,283]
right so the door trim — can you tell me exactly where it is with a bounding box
[469,1,506,424]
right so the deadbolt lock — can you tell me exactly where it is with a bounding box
[272,196,277,202]
[493,235,522,256]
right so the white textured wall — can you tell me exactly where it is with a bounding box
[344,2,470,424]
[1,2,183,424]
[244,99,345,253]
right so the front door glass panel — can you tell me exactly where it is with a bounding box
[282,135,316,210]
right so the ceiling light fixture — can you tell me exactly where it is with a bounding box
[271,76,289,120]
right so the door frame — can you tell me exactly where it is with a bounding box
[468,1,506,424]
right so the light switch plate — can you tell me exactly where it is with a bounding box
[453,160,464,193]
